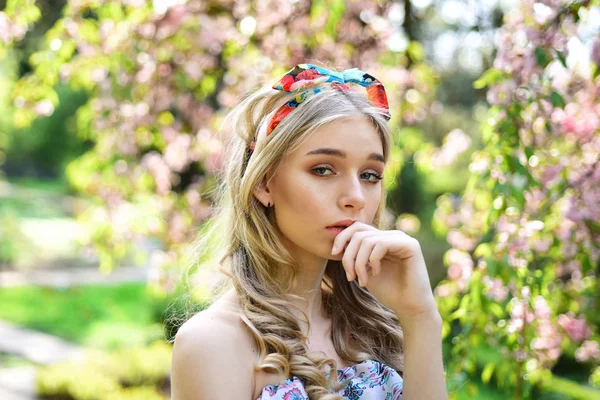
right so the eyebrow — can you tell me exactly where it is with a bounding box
[305,148,385,163]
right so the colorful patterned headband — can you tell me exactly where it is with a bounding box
[248,63,390,153]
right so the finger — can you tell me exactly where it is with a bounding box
[341,231,370,282]
[360,232,393,278]
[369,241,386,277]
[396,230,419,251]
[331,221,376,255]
[332,222,363,255]
[354,236,379,286]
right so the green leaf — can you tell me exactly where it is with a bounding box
[473,68,504,89]
[513,190,525,208]
[78,19,100,45]
[556,50,568,68]
[481,362,496,384]
[487,260,498,275]
[535,47,550,68]
[326,0,346,38]
[407,41,425,63]
[157,111,174,126]
[488,303,505,318]
[525,146,534,159]
[310,0,326,24]
[441,320,451,339]
[474,243,492,258]
[550,91,566,109]
[449,308,466,321]
[458,294,471,311]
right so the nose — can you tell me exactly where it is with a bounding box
[339,174,366,210]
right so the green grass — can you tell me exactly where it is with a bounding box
[0,196,71,219]
[0,282,171,350]
[0,178,93,265]
[6,177,70,194]
[0,351,36,368]
[0,177,73,219]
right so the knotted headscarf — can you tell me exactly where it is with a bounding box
[248,63,390,153]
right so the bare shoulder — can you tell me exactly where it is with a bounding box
[170,289,258,400]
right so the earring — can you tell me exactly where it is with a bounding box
[267,202,271,208]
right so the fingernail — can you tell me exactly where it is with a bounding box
[346,272,351,281]
[331,246,337,254]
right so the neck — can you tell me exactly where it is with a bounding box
[283,251,330,336]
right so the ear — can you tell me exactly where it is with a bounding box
[252,175,273,208]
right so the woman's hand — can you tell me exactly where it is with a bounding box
[330,221,439,323]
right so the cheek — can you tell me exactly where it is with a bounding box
[369,191,382,223]
[271,176,329,248]
[277,177,324,221]
[272,197,318,251]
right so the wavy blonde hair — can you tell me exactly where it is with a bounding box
[178,67,404,399]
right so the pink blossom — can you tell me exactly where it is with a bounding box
[447,230,478,251]
[510,300,534,323]
[431,129,471,167]
[533,296,552,319]
[164,134,192,173]
[508,300,535,334]
[447,264,462,280]
[446,249,473,283]
[533,237,552,252]
[539,164,563,186]
[558,313,592,342]
[34,99,54,116]
[482,276,509,302]
[575,340,600,362]
[531,320,563,366]
[591,38,600,66]
[141,152,172,195]
[434,283,454,298]
[486,79,517,105]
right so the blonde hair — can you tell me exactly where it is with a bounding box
[176,68,404,399]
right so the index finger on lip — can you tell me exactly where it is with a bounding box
[332,221,367,253]
[332,222,360,252]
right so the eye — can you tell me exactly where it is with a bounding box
[312,166,383,183]
[312,166,334,176]
[362,172,384,183]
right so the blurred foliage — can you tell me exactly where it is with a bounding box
[0,283,173,349]
[0,351,36,368]
[0,0,42,57]
[37,340,171,400]
[4,84,89,178]
[0,0,483,285]
[2,0,599,398]
[0,177,89,269]
[0,207,38,265]
[2,0,444,278]
[1,50,90,179]
[433,0,600,398]
[0,177,73,218]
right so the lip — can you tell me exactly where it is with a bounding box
[325,226,347,236]
[326,219,356,228]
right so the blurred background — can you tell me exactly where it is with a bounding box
[0,0,598,399]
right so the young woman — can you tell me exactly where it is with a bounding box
[170,63,448,399]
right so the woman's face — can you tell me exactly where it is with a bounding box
[257,116,385,262]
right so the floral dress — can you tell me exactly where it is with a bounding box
[256,359,403,400]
